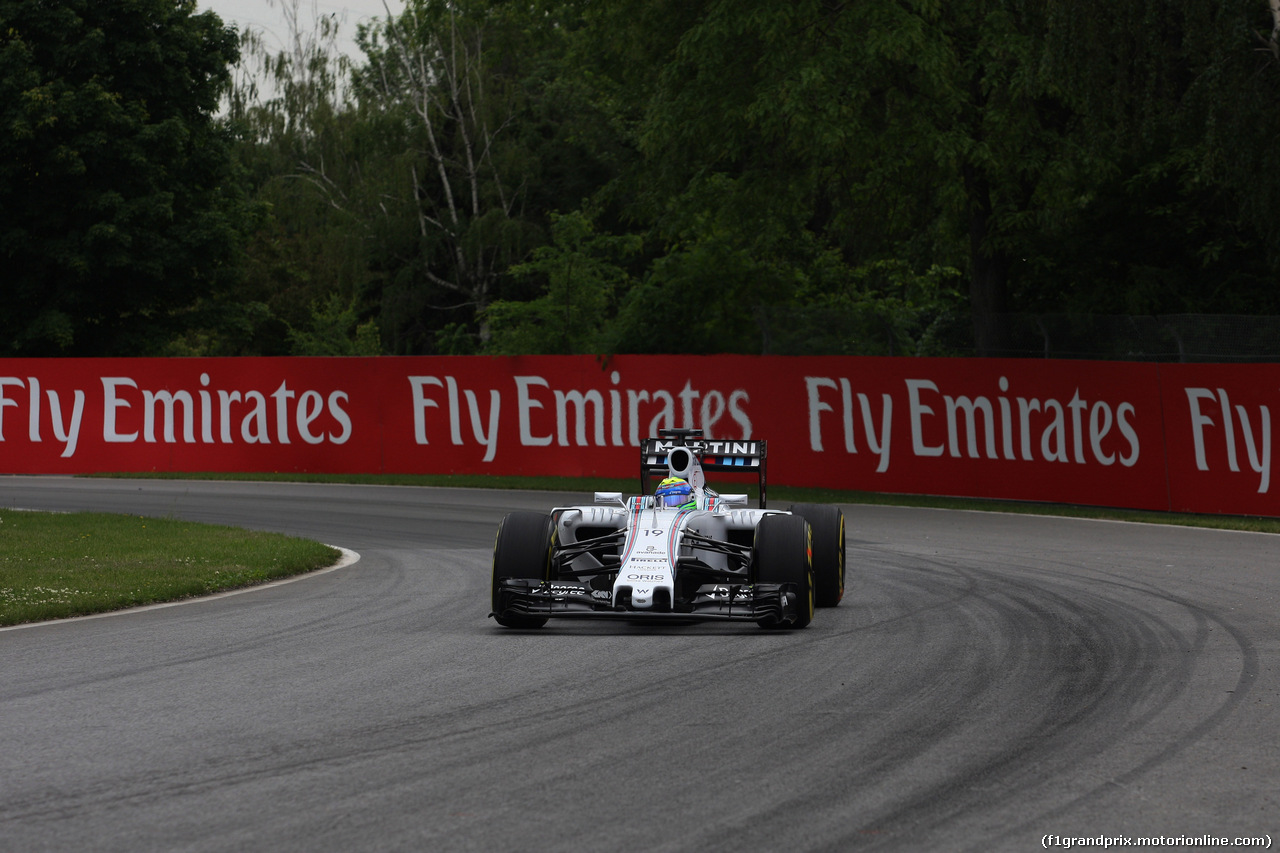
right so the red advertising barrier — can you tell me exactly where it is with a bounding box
[1,355,1277,517]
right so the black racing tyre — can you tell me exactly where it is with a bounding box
[788,503,845,608]
[751,514,814,629]
[491,511,556,629]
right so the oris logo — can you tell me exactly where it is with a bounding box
[627,573,664,581]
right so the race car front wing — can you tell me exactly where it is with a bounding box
[490,578,805,626]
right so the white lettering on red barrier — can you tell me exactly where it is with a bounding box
[808,374,1140,472]
[3,356,1277,519]
[410,376,501,461]
[1185,387,1271,493]
[413,372,752,461]
[805,376,892,472]
[0,376,86,458]
[97,374,351,450]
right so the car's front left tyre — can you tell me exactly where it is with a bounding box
[491,511,556,628]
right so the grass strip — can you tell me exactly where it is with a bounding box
[88,471,1280,535]
[0,509,339,627]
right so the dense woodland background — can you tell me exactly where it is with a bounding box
[4,0,1280,359]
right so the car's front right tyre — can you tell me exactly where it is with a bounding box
[751,514,813,629]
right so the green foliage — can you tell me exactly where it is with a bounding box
[767,261,968,357]
[160,298,278,357]
[484,210,639,354]
[0,0,252,355]
[351,0,556,349]
[216,3,394,354]
[20,0,1276,357]
[1026,0,1280,317]
[288,293,381,356]
[619,1,1086,354]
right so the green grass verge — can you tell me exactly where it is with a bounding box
[89,470,1280,534]
[0,509,339,627]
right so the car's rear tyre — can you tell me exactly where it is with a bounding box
[788,503,845,607]
[491,511,556,628]
[751,514,813,629]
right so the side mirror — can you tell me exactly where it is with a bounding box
[594,491,625,506]
[720,494,749,507]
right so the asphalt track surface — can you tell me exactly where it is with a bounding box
[1,477,1276,852]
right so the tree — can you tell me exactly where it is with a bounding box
[217,0,622,356]
[484,209,639,354]
[620,0,1099,356]
[119,0,1280,360]
[0,0,250,355]
[215,0,385,355]
[1024,0,1280,316]
[287,292,381,355]
[356,0,540,349]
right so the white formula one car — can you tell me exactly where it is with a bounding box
[489,429,845,630]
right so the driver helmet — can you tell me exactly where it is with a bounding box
[656,476,696,509]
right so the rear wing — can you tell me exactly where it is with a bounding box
[640,428,769,507]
